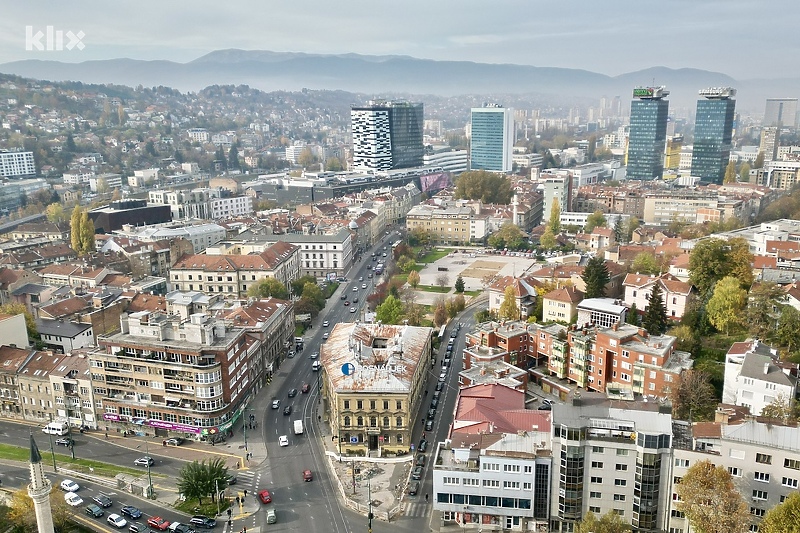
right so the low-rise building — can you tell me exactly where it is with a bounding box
[622,273,694,321]
[542,286,583,324]
[406,205,488,245]
[488,276,541,320]
[722,340,799,415]
[36,319,94,353]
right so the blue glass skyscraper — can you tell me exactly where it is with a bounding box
[470,105,514,172]
[691,88,736,184]
[627,87,670,180]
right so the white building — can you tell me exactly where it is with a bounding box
[89,173,123,193]
[351,106,391,171]
[285,142,308,164]
[540,173,572,225]
[0,150,36,179]
[36,319,94,353]
[424,147,469,173]
[149,188,253,221]
[722,340,798,415]
[114,223,227,253]
[187,128,210,143]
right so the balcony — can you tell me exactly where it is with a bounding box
[105,376,134,387]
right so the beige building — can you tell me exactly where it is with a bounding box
[321,322,433,455]
[406,205,487,245]
[542,286,583,324]
[0,312,29,349]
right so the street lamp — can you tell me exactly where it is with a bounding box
[137,442,153,499]
[45,428,57,472]
[242,407,256,453]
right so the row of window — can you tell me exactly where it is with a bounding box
[436,493,532,509]
[343,399,403,410]
[342,416,403,428]
[678,456,800,471]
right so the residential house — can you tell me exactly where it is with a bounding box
[36,319,95,353]
[488,276,541,320]
[623,273,694,321]
[0,313,29,349]
[722,340,799,415]
[542,286,583,324]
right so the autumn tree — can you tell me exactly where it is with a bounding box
[548,199,561,234]
[397,256,417,273]
[499,285,520,320]
[453,293,466,313]
[407,270,421,289]
[70,206,83,253]
[45,202,66,224]
[707,276,747,335]
[79,210,95,254]
[247,277,290,300]
[753,151,765,169]
[574,510,631,533]
[325,156,344,171]
[760,393,800,423]
[723,160,737,183]
[745,282,784,340]
[777,306,800,353]
[581,256,610,299]
[642,283,668,335]
[739,162,751,182]
[375,295,404,324]
[689,237,754,296]
[454,275,465,293]
[291,275,318,297]
[539,226,557,250]
[760,491,800,533]
[488,221,525,250]
[630,252,661,275]
[584,210,607,233]
[676,460,749,533]
[433,300,448,328]
[668,369,718,421]
[7,486,74,533]
[454,170,512,204]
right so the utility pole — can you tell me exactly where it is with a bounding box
[46,430,56,471]
[215,478,220,518]
[367,477,374,533]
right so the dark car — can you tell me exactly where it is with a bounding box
[120,506,142,519]
[433,390,441,400]
[93,494,113,508]
[538,403,552,411]
[352,296,358,303]
[189,516,216,529]
[425,420,434,431]
[418,439,428,453]
[85,504,104,518]
[128,522,149,533]
[450,332,457,338]
[301,383,310,393]
[416,454,426,466]
[340,294,347,300]
[172,524,196,533]
[435,381,444,392]
[163,437,184,446]
[288,388,298,398]
[427,408,436,420]
[407,481,420,495]
[226,475,237,486]
[411,466,424,480]
[283,405,292,416]
[430,399,439,409]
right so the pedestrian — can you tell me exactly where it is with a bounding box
[211,440,215,447]
[425,493,429,502]
[243,528,246,533]
[227,508,232,518]
[104,432,108,439]
[236,461,240,469]
[243,489,247,498]
[235,496,240,505]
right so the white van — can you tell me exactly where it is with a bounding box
[312,361,321,371]
[266,509,277,524]
[42,421,69,436]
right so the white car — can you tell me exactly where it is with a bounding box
[309,352,319,359]
[322,321,329,327]
[352,287,358,292]
[362,283,367,289]
[279,435,289,447]
[322,332,329,340]
[107,514,128,529]
[350,307,356,313]
[64,492,83,506]
[60,479,80,492]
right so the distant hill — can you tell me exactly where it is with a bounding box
[1,50,796,110]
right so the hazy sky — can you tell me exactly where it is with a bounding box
[0,0,797,79]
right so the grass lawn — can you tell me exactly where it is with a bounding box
[462,290,482,297]
[417,249,451,264]
[408,264,425,272]
[417,285,451,293]
[175,497,231,517]
[0,442,153,478]
[393,274,409,284]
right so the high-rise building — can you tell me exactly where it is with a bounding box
[0,149,36,179]
[759,126,781,163]
[627,87,670,180]
[691,87,736,184]
[763,97,798,129]
[469,104,514,172]
[351,101,423,171]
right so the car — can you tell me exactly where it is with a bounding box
[418,439,428,453]
[64,492,84,507]
[171,524,195,533]
[366,264,372,270]
[258,489,272,504]
[60,479,80,492]
[128,522,149,533]
[416,454,426,466]
[189,516,216,529]
[340,294,347,300]
[287,350,295,358]
[271,399,281,409]
[382,252,387,257]
[55,437,74,446]
[425,419,434,431]
[542,398,553,406]
[323,332,329,340]
[163,437,184,446]
[444,356,451,365]
[372,256,377,261]
[301,383,310,393]
[266,509,277,524]
[407,481,420,495]
[350,307,356,313]
[93,494,113,508]
[433,390,441,400]
[450,332,457,338]
[430,398,439,409]
[427,408,436,420]
[309,352,319,359]
[538,403,552,411]
[85,504,104,518]
[147,517,170,531]
[438,372,446,382]
[411,466,424,480]
[283,405,292,416]
[108,514,128,529]
[367,273,373,278]
[226,474,237,485]
[121,506,142,519]
[134,456,154,467]
[322,321,329,327]
[303,469,313,481]
[352,296,358,303]
[352,286,358,292]
[279,435,289,447]
[435,381,444,391]
[383,246,387,250]
[361,283,367,289]
[358,276,363,282]
[288,388,298,398]
[344,300,350,306]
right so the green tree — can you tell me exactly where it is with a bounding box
[669,369,718,421]
[626,302,640,326]
[454,275,465,293]
[642,283,668,335]
[754,151,765,169]
[145,140,157,157]
[676,460,749,533]
[398,256,416,273]
[453,170,513,204]
[626,216,640,242]
[291,275,317,297]
[581,256,610,299]
[79,210,95,254]
[548,199,561,234]
[707,276,747,335]
[670,323,702,357]
[325,157,344,171]
[584,210,607,233]
[375,295,404,324]
[70,206,83,253]
[301,283,325,310]
[574,510,631,533]
[586,135,597,162]
[738,162,751,182]
[631,252,660,275]
[760,488,800,533]
[539,226,557,250]
[65,132,76,152]
[227,145,240,170]
[723,160,737,183]
[176,458,229,505]
[45,202,66,224]
[745,282,784,340]
[407,227,432,247]
[445,297,459,319]
[777,306,800,353]
[689,237,753,296]
[499,286,520,320]
[453,293,466,313]
[215,146,227,170]
[407,270,421,289]
[613,217,625,243]
[247,277,290,300]
[488,222,525,250]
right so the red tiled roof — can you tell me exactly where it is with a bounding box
[453,384,551,435]
[544,286,584,304]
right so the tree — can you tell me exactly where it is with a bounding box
[499,286,520,320]
[227,145,240,170]
[760,490,800,533]
[626,216,640,242]
[574,510,631,533]
[760,393,800,423]
[434,302,448,328]
[670,323,702,357]
[301,283,325,310]
[398,256,416,273]
[453,293,466,313]
[65,132,76,152]
[325,157,344,171]
[584,210,607,233]
[626,302,640,326]
[630,252,660,275]
[404,303,424,326]
[0,302,38,341]
[745,282,784,340]
[445,297,459,319]
[668,369,718,421]
[291,275,317,297]
[777,306,800,353]
[676,460,749,533]
[454,170,513,204]
[539,226,557,250]
[754,151,765,169]
[723,160,737,183]
[247,277,289,300]
[739,162,751,182]
[581,256,610,299]
[613,217,625,243]
[407,227,432,247]
[70,206,83,253]
[488,222,525,250]
[707,276,747,335]
[96,177,109,195]
[642,283,668,335]
[177,458,229,505]
[45,202,66,224]
[6,486,73,533]
[454,275,465,293]
[689,237,753,296]
[111,188,122,201]
[297,147,317,168]
[435,273,450,289]
[407,270,421,289]
[375,295,404,324]
[548,199,561,234]
[79,210,95,254]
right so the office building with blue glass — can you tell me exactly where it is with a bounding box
[351,101,424,171]
[691,88,736,184]
[470,105,514,172]
[627,87,670,180]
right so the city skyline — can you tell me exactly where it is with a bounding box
[0,1,798,81]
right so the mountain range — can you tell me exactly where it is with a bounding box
[1,50,798,111]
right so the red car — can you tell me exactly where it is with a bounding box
[258,490,272,504]
[301,383,310,394]
[303,469,313,482]
[344,300,350,306]
[147,517,170,531]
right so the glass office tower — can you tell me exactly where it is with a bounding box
[627,87,670,180]
[469,104,514,172]
[691,88,736,184]
[351,101,423,171]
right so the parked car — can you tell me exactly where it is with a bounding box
[189,516,216,529]
[108,514,128,529]
[309,352,319,359]
[134,457,154,467]
[128,522,148,533]
[418,439,428,453]
[430,399,439,409]
[411,466,424,480]
[425,419,434,431]
[322,321,329,327]
[121,506,142,519]
[147,517,170,531]
[407,481,420,495]
[93,494,113,508]
[85,504,104,518]
[427,408,436,420]
[163,437,184,446]
[55,437,74,447]
[323,332,329,340]
[538,403,552,411]
[258,490,272,504]
[435,381,444,392]
[416,454,426,466]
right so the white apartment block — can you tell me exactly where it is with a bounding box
[540,174,572,225]
[642,194,720,225]
[285,142,308,164]
[209,195,253,219]
[149,188,253,220]
[187,128,210,143]
[0,150,36,178]
[114,223,227,253]
[351,108,391,171]
[723,340,798,415]
[623,274,693,321]
[63,168,95,185]
[89,173,124,193]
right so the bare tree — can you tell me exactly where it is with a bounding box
[435,273,450,288]
[666,369,718,421]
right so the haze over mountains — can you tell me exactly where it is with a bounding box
[1,50,797,111]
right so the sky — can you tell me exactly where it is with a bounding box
[0,0,798,80]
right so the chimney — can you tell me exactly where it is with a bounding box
[764,362,770,375]
[612,322,619,331]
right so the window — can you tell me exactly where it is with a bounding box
[483,479,500,487]
[751,507,766,517]
[754,472,770,483]
[675,459,689,468]
[504,464,521,473]
[590,476,602,484]
[613,509,624,517]
[523,482,531,490]
[382,400,389,410]
[756,453,772,465]
[463,478,479,486]
[343,400,350,409]
[503,481,520,489]
[483,463,499,471]
[784,458,800,470]
[615,464,628,471]
[589,506,601,513]
[356,400,363,409]
[370,400,376,410]
[752,490,768,501]
[443,477,459,485]
[782,477,798,488]
[614,479,627,486]
[728,467,742,477]
[396,400,402,410]
[591,461,604,468]
[614,494,626,501]
[383,417,389,428]
[616,449,629,456]
[670,510,685,518]
[343,416,351,427]
[590,491,601,499]
[396,417,403,427]
[592,446,604,453]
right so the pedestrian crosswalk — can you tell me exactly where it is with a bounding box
[234,470,256,485]
[404,502,431,517]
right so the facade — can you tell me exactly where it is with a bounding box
[470,105,514,172]
[36,319,94,353]
[113,223,227,253]
[722,340,799,415]
[763,97,798,128]
[691,88,736,184]
[96,311,252,439]
[0,312,30,349]
[406,205,487,245]
[149,188,254,220]
[576,298,628,329]
[622,273,694,321]
[321,322,432,455]
[757,159,800,191]
[351,101,424,171]
[541,174,572,226]
[542,287,583,324]
[88,200,172,234]
[0,150,36,179]
[488,276,541,320]
[627,87,670,180]
[549,394,674,533]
